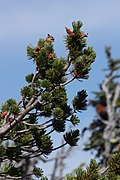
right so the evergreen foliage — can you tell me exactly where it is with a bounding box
[65,151,120,180]
[0,20,96,179]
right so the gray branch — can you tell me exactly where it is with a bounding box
[102,74,119,163]
[0,99,43,137]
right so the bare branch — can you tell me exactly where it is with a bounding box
[17,98,23,106]
[31,70,39,89]
[0,99,43,137]
[26,97,36,108]
[64,59,72,71]
[112,82,120,107]
[22,121,52,130]
[61,76,75,86]
[0,173,33,180]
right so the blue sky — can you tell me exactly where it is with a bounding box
[0,0,120,177]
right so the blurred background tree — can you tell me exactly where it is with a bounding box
[82,47,120,166]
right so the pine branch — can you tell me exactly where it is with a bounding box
[0,98,43,137]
